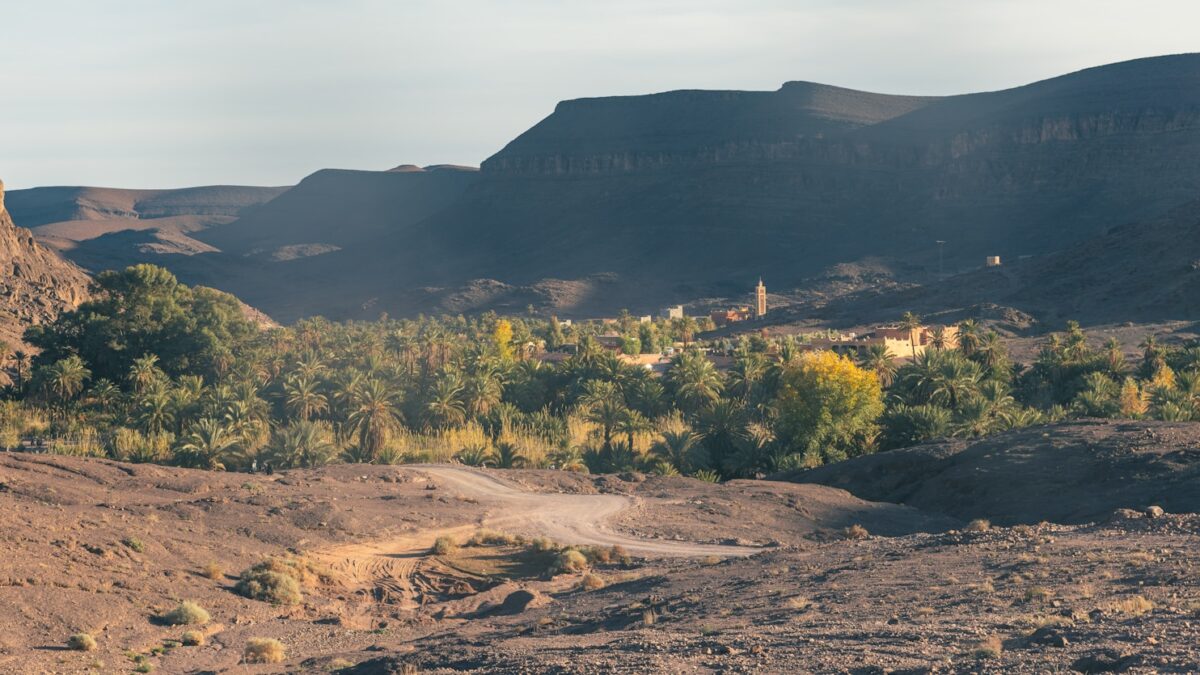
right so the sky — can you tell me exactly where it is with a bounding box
[3,0,1199,189]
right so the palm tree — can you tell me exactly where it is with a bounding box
[284,375,328,421]
[899,312,921,360]
[40,356,91,416]
[175,418,240,470]
[265,420,337,469]
[136,385,175,434]
[347,378,402,462]
[650,429,703,473]
[128,354,163,394]
[928,326,948,351]
[579,380,626,451]
[463,370,503,417]
[615,408,651,454]
[665,350,723,412]
[12,350,29,391]
[957,319,981,357]
[858,344,896,387]
[974,331,1008,374]
[425,376,466,429]
[493,441,526,469]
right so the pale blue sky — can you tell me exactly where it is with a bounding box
[3,0,1198,189]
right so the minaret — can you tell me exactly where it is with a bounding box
[754,278,767,318]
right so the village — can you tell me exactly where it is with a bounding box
[532,278,958,375]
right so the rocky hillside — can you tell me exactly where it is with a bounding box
[0,179,92,348]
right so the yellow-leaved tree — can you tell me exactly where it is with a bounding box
[773,350,884,467]
[492,319,514,362]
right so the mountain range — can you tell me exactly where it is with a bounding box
[7,53,1200,324]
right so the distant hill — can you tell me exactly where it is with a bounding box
[12,54,1200,322]
[0,180,91,348]
[6,184,288,268]
[196,165,478,260]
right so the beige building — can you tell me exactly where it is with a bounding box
[818,325,959,361]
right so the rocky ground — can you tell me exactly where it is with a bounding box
[1,420,1198,673]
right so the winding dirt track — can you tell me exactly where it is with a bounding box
[413,465,761,558]
[315,466,760,605]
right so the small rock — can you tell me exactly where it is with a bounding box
[1144,505,1165,518]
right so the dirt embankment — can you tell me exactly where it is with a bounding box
[784,419,1200,525]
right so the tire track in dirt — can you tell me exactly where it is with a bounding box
[315,465,761,606]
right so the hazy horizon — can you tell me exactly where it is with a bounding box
[4,0,1199,189]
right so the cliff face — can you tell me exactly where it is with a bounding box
[400,54,1200,293]
[0,179,92,346]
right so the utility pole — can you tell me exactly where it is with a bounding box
[935,240,946,279]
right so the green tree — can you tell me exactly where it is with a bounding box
[26,265,256,384]
[773,351,883,465]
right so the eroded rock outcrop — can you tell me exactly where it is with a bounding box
[0,178,92,346]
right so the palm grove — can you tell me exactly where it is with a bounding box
[6,265,1199,478]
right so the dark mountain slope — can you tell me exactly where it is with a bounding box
[817,196,1200,326]
[197,165,479,259]
[350,54,1200,317]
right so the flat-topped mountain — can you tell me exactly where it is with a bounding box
[11,55,1200,322]
[0,179,92,347]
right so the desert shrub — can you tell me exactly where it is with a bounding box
[843,524,869,540]
[1107,594,1154,616]
[1024,586,1053,603]
[529,537,556,553]
[965,519,991,533]
[467,529,517,547]
[201,561,224,580]
[579,573,606,591]
[556,548,589,573]
[431,536,458,555]
[235,558,315,605]
[244,637,285,664]
[972,635,1003,659]
[68,632,97,651]
[610,544,631,565]
[181,630,205,646]
[161,600,210,626]
[122,537,146,553]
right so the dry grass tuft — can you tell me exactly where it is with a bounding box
[235,558,314,605]
[181,630,205,646]
[161,601,210,626]
[556,548,589,573]
[842,524,869,540]
[201,562,224,580]
[1024,586,1053,603]
[68,633,97,651]
[467,529,517,547]
[579,573,606,591]
[965,519,991,533]
[971,635,1003,659]
[787,596,813,611]
[243,637,286,664]
[431,536,458,556]
[1105,594,1154,616]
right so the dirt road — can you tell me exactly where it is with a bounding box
[412,465,761,558]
